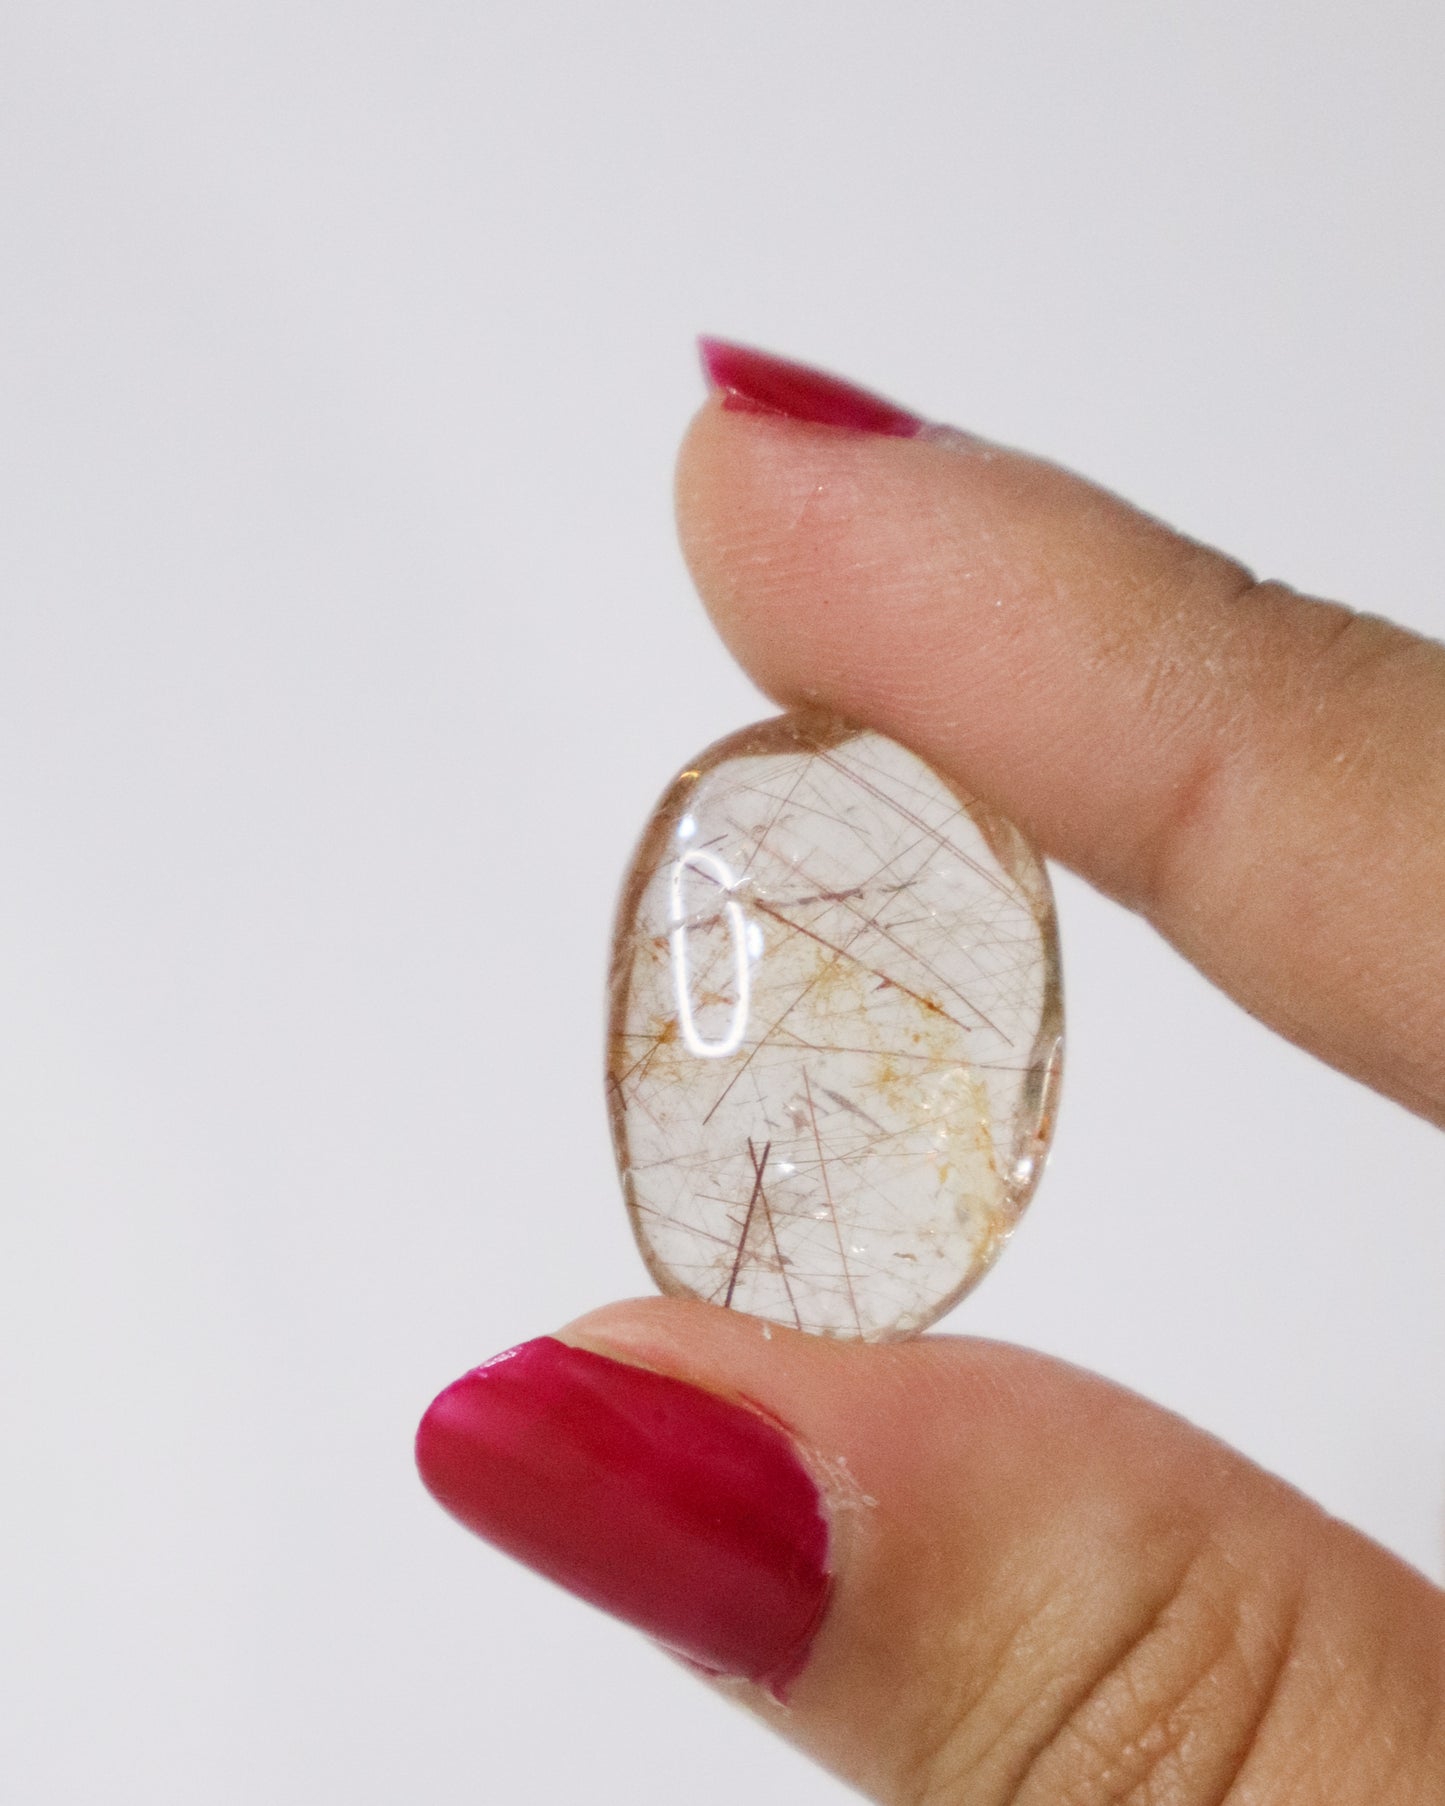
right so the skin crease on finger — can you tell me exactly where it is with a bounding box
[563,1299,1445,1806]
[673,403,1445,1126]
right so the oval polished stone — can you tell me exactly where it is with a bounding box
[607,714,1063,1341]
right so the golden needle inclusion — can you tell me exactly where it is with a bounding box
[607,714,1062,1341]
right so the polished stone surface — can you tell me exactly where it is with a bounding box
[608,715,1062,1340]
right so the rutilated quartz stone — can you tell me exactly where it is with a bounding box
[606,714,1062,1341]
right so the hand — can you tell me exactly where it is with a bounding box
[416,344,1445,1805]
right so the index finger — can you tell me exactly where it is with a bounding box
[676,347,1445,1125]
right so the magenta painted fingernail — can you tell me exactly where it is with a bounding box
[698,337,926,438]
[415,1337,831,1695]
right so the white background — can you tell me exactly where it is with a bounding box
[2,5,1442,1802]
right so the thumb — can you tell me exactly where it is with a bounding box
[416,1298,1445,1806]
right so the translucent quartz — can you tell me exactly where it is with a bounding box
[607,715,1062,1341]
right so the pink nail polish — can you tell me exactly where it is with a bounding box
[415,1337,831,1696]
[698,336,925,438]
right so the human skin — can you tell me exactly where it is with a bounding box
[421,352,1445,1804]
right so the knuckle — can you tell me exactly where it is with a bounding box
[892,1535,1302,1806]
[1233,581,1445,799]
[1131,576,1445,921]
[1010,1541,1301,1806]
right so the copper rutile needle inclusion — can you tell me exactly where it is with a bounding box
[607,715,1063,1342]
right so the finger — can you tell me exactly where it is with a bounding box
[675,349,1445,1123]
[417,1298,1445,1806]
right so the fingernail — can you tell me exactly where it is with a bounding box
[415,1337,831,1695]
[698,336,926,438]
